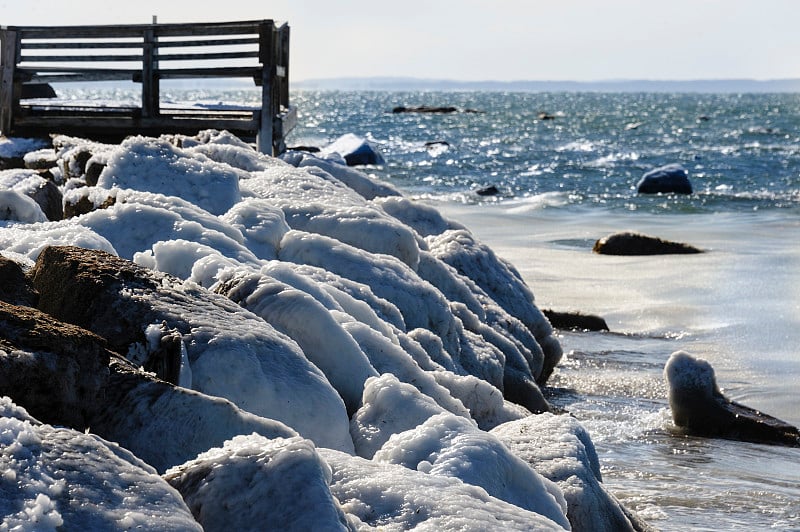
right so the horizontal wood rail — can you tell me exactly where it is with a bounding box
[0,20,295,155]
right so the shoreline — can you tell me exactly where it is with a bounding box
[435,200,800,426]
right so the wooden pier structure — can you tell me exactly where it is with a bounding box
[0,20,295,155]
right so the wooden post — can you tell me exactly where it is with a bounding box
[0,28,20,135]
[142,26,159,119]
[257,21,274,155]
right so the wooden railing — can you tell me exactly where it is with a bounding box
[0,20,295,155]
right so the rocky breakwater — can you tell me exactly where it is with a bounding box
[0,131,648,530]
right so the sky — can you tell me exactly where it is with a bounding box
[2,0,799,83]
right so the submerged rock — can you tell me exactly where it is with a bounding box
[636,163,692,194]
[593,231,703,255]
[664,351,800,446]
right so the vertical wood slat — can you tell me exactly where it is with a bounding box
[0,29,20,135]
[142,27,159,118]
[257,20,275,155]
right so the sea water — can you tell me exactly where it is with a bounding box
[59,87,800,529]
[286,90,800,530]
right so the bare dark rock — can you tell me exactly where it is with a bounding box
[636,164,693,195]
[28,178,63,221]
[85,160,106,186]
[0,298,296,472]
[475,185,499,196]
[63,193,116,218]
[0,156,24,170]
[0,300,112,430]
[544,309,609,332]
[287,145,321,153]
[0,256,38,307]
[30,246,164,360]
[392,106,459,114]
[593,232,703,255]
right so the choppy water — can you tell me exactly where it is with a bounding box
[61,86,800,529]
[287,90,800,531]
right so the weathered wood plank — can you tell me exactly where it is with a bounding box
[2,20,294,153]
[1,29,20,134]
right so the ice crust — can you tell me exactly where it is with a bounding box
[0,132,632,530]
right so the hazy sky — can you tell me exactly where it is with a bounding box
[2,0,798,82]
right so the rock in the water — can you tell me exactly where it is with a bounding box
[593,232,703,255]
[544,309,609,331]
[664,351,800,446]
[322,133,385,166]
[492,413,651,532]
[475,184,499,196]
[636,163,692,194]
[392,106,458,114]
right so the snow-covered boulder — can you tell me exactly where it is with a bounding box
[320,448,569,531]
[374,412,570,529]
[427,228,562,383]
[165,434,353,531]
[96,136,243,215]
[492,413,643,531]
[283,150,401,199]
[242,162,420,268]
[321,133,385,166]
[0,169,61,221]
[0,397,202,531]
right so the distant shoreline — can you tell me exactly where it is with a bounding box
[293,76,800,93]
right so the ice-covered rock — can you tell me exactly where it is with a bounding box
[665,351,800,446]
[374,412,570,529]
[0,169,62,221]
[97,136,243,215]
[165,434,353,531]
[30,245,354,453]
[427,228,563,383]
[320,447,568,531]
[492,413,643,531]
[242,162,420,268]
[282,150,401,199]
[0,299,299,473]
[0,398,202,531]
[321,133,385,166]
